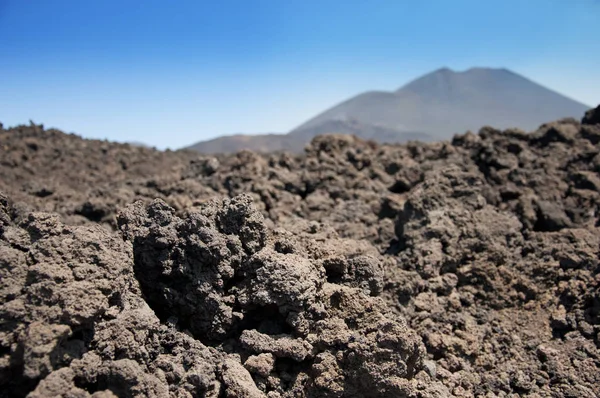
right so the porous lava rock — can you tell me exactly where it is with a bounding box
[1,191,441,397]
[0,193,227,398]
[1,105,600,396]
[117,194,438,397]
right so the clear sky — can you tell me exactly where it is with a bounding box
[0,0,598,149]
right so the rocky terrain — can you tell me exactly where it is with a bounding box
[1,105,599,397]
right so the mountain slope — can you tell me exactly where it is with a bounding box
[186,67,591,153]
[187,121,432,154]
[185,133,304,154]
[293,67,590,138]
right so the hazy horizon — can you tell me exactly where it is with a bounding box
[1,0,598,149]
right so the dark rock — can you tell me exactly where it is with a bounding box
[582,104,600,125]
[1,105,600,396]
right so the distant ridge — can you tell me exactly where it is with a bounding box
[186,67,591,153]
[184,133,302,154]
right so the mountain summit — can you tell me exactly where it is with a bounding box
[187,68,591,153]
[291,67,590,139]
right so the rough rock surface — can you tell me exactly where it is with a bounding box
[0,193,226,398]
[116,195,431,397]
[0,192,437,397]
[0,104,599,397]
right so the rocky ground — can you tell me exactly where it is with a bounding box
[0,106,599,397]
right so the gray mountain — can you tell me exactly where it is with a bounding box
[185,133,304,154]
[186,67,591,153]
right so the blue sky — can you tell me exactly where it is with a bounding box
[0,0,598,149]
